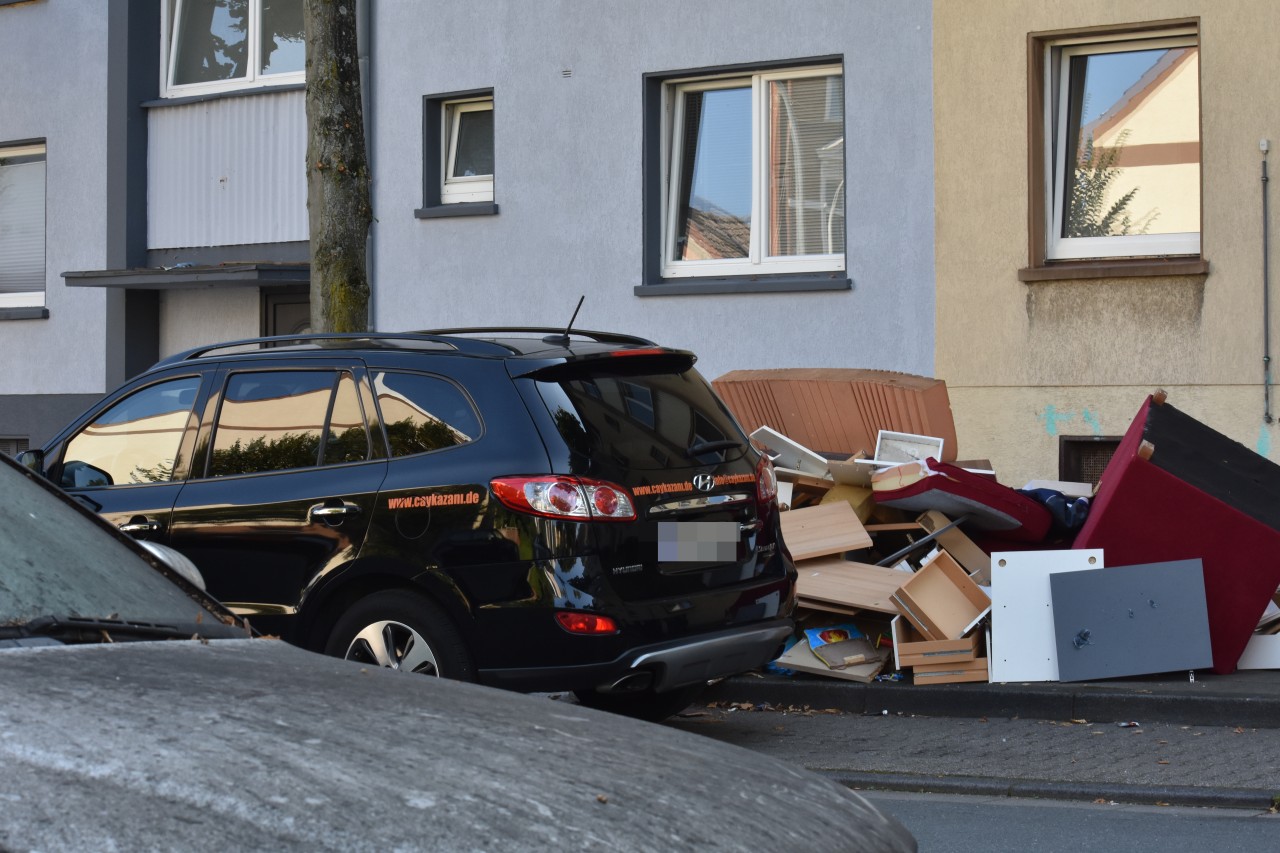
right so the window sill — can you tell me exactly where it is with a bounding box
[635,274,851,297]
[142,82,306,109]
[0,306,49,321]
[1018,258,1209,282]
[415,202,500,219]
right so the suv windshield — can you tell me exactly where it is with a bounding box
[0,456,235,632]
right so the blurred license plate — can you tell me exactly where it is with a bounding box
[658,521,738,563]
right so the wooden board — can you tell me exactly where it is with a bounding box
[780,502,872,560]
[795,556,907,614]
[774,637,887,683]
[916,510,991,585]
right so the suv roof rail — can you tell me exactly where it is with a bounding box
[154,332,513,367]
[418,327,658,347]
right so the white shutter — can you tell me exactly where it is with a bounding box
[0,150,45,297]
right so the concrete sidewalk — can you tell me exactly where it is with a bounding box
[705,668,1280,729]
[692,668,1280,809]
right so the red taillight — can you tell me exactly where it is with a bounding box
[491,476,637,521]
[555,611,620,635]
[756,455,778,504]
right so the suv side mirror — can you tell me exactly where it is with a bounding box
[17,449,44,475]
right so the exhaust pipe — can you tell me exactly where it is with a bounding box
[600,670,654,694]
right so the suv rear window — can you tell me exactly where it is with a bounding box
[534,364,745,471]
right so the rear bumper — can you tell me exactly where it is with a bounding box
[478,617,794,694]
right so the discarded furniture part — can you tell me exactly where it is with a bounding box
[750,425,832,479]
[1050,559,1213,682]
[1236,633,1280,669]
[777,471,834,507]
[914,510,991,584]
[872,458,1052,542]
[874,430,945,466]
[1072,391,1280,674]
[774,637,888,683]
[818,483,877,522]
[713,368,958,461]
[828,456,881,487]
[779,502,872,561]
[912,652,990,685]
[795,557,907,615]
[988,549,1104,683]
[891,550,991,641]
[891,615,980,669]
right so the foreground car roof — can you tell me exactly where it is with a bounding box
[0,640,913,851]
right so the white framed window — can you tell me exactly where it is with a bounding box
[441,98,494,204]
[661,64,844,280]
[162,0,304,97]
[0,143,46,310]
[1044,29,1200,261]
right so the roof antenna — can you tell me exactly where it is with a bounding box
[543,295,585,345]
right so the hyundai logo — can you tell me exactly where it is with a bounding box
[692,473,716,493]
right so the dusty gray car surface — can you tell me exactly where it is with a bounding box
[0,449,913,851]
[0,640,915,851]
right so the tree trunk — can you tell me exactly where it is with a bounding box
[304,0,370,333]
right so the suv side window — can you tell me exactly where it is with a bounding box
[373,370,481,456]
[61,376,202,489]
[209,370,362,477]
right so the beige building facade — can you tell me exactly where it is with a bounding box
[934,1,1278,487]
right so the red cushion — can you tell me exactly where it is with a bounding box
[873,458,1052,543]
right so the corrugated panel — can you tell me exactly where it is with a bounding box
[148,91,307,250]
[711,368,957,460]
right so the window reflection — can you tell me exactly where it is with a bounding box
[209,371,334,476]
[61,377,201,488]
[172,0,249,85]
[1060,44,1200,240]
[323,373,370,465]
[768,74,845,257]
[674,86,752,261]
[374,372,480,457]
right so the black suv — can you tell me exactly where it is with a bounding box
[25,329,795,718]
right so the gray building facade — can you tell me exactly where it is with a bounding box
[0,0,935,448]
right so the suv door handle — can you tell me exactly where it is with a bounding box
[310,502,362,523]
[119,516,163,536]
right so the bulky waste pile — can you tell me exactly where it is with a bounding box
[712,368,1280,686]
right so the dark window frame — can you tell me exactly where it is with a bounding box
[417,87,498,219]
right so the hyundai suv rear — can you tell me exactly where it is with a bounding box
[26,329,796,719]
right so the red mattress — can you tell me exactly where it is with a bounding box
[872,459,1052,543]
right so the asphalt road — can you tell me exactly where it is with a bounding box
[860,791,1279,852]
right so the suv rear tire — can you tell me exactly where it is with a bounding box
[573,682,705,722]
[325,590,475,681]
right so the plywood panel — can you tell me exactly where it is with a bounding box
[780,502,872,560]
[795,556,906,614]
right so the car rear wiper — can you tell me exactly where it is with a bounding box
[0,615,218,644]
[688,439,742,455]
